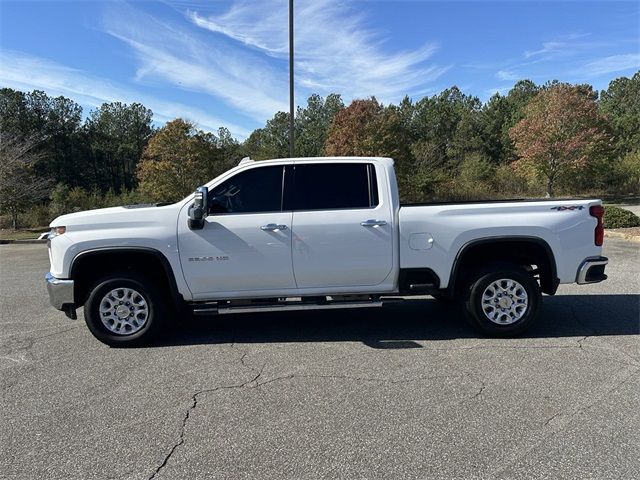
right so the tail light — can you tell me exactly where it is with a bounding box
[589,205,604,246]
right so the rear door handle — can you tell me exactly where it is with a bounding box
[260,223,288,231]
[361,220,387,227]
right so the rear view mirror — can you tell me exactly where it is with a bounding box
[188,186,209,230]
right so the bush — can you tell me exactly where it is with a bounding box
[459,153,494,184]
[604,205,640,229]
[615,150,640,195]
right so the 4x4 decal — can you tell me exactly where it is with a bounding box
[550,206,585,211]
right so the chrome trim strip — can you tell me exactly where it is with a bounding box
[576,257,608,284]
[45,272,74,310]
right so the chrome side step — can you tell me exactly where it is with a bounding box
[192,299,383,316]
[218,300,383,315]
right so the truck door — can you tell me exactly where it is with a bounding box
[288,162,393,289]
[178,165,295,298]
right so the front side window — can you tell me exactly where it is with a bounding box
[286,163,378,211]
[209,165,283,214]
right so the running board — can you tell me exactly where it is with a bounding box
[192,300,383,316]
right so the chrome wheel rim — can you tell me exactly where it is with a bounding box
[99,287,149,335]
[481,278,528,325]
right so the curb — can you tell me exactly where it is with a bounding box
[604,230,640,242]
[0,239,48,245]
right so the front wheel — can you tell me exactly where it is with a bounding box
[84,273,166,347]
[464,264,541,337]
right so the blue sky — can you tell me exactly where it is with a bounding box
[1,0,638,138]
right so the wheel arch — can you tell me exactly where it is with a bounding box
[70,247,183,307]
[448,236,559,297]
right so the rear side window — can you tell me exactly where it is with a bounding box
[286,163,379,211]
[209,165,284,214]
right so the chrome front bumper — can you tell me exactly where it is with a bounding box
[576,256,608,284]
[45,272,74,310]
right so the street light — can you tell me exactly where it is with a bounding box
[289,0,294,158]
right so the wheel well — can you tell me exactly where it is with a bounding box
[450,238,558,296]
[70,249,180,307]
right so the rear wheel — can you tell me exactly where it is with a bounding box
[464,263,541,337]
[84,273,165,347]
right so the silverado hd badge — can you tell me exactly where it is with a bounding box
[188,256,230,262]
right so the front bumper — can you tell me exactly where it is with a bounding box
[576,256,608,284]
[45,272,74,310]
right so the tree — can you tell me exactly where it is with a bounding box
[295,93,344,157]
[85,102,154,192]
[0,89,85,188]
[324,98,383,155]
[137,119,235,202]
[0,133,52,229]
[509,84,611,197]
[410,87,484,169]
[599,72,640,155]
[242,112,290,160]
[481,80,540,164]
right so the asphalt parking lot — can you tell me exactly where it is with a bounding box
[1,240,638,480]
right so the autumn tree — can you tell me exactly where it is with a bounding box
[137,119,237,202]
[324,98,383,155]
[509,84,610,197]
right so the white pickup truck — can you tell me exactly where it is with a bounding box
[45,157,608,346]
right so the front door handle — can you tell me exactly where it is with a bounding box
[260,223,288,231]
[361,219,387,227]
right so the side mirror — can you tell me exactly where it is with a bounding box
[188,186,209,230]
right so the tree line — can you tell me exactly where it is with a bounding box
[0,72,638,229]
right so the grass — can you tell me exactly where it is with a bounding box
[0,227,49,241]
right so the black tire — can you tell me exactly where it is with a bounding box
[464,263,541,337]
[83,273,166,347]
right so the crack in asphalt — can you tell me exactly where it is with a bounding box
[147,349,484,479]
[542,367,640,429]
[148,354,265,480]
[491,365,640,477]
[565,304,640,367]
[474,380,486,399]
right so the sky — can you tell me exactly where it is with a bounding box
[0,0,638,139]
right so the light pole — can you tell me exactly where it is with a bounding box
[289,0,294,158]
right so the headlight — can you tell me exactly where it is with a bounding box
[48,226,66,238]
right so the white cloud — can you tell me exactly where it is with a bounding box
[524,41,568,59]
[496,70,518,81]
[187,0,449,104]
[0,50,250,138]
[523,33,609,61]
[583,53,640,76]
[485,86,511,98]
[102,5,288,123]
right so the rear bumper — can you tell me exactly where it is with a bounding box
[45,272,74,310]
[576,256,608,284]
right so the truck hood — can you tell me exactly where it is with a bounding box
[49,204,178,230]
